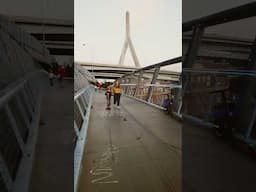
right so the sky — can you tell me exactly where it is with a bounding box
[75,0,182,72]
[0,0,254,69]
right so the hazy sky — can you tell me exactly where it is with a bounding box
[75,0,182,72]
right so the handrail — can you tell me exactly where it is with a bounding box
[122,56,182,78]
[0,70,48,109]
[74,85,94,192]
[182,2,256,146]
[183,2,256,32]
[115,57,182,118]
[0,69,48,192]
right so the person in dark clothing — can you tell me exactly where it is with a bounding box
[105,87,112,110]
[58,66,65,87]
[213,102,227,136]
[163,94,172,113]
[48,69,54,86]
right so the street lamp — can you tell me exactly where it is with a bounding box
[82,43,94,75]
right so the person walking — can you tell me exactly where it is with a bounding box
[105,87,112,110]
[58,65,65,87]
[48,69,54,86]
[112,81,122,109]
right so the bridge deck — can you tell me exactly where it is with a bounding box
[29,80,74,192]
[183,121,256,192]
[78,92,182,192]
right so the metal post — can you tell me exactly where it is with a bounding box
[236,35,256,135]
[134,70,143,97]
[183,25,204,68]
[124,78,129,94]
[5,105,25,153]
[182,26,204,116]
[21,89,34,116]
[246,105,256,138]
[74,121,80,138]
[146,66,160,102]
[127,75,134,96]
[75,100,85,120]
[16,96,30,130]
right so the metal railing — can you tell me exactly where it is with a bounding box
[182,2,256,145]
[116,57,182,117]
[0,70,48,192]
[74,85,94,192]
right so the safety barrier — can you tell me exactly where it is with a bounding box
[0,70,48,192]
[117,57,182,118]
[74,85,94,192]
[182,2,256,145]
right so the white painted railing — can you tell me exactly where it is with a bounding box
[0,70,48,192]
[74,85,94,192]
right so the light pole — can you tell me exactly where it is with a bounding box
[82,43,94,77]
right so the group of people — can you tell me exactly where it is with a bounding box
[48,65,65,87]
[105,81,122,110]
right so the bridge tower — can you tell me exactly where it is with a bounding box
[118,11,141,68]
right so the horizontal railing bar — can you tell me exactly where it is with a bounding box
[121,83,181,88]
[121,57,182,78]
[183,68,256,77]
[183,2,256,32]
[74,86,92,100]
[0,70,47,109]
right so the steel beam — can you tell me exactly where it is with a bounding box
[183,26,204,68]
[134,70,144,97]
[146,66,160,102]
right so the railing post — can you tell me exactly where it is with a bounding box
[235,36,256,137]
[16,96,31,130]
[21,89,34,117]
[182,26,204,116]
[246,106,256,138]
[183,25,204,68]
[75,100,85,120]
[146,66,160,102]
[5,105,26,153]
[74,121,80,138]
[126,75,133,96]
[134,70,143,97]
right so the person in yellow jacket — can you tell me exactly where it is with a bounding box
[112,81,123,108]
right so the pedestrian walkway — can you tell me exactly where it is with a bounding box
[183,121,256,192]
[29,80,74,192]
[78,92,182,192]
